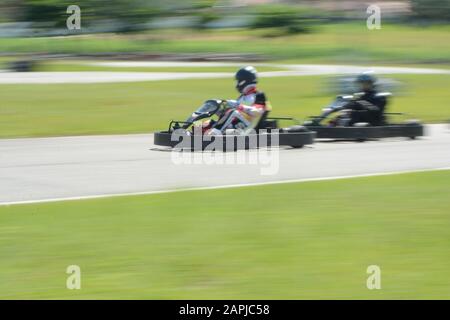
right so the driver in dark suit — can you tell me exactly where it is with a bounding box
[347,73,388,126]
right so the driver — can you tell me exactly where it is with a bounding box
[207,66,271,135]
[346,73,387,126]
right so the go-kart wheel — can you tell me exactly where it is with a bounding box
[353,123,369,142]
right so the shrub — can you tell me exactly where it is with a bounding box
[250,4,322,35]
[410,0,450,21]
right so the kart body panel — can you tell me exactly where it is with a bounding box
[304,94,424,140]
[154,112,315,151]
[154,129,315,151]
[305,123,424,140]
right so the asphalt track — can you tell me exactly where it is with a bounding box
[1,64,449,84]
[0,124,449,205]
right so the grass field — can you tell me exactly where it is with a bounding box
[0,170,449,299]
[1,23,450,64]
[0,74,449,138]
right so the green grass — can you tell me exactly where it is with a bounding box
[0,170,449,299]
[0,74,449,138]
[1,23,450,64]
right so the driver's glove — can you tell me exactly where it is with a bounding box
[225,100,239,109]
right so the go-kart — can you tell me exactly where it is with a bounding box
[154,99,315,151]
[303,93,424,140]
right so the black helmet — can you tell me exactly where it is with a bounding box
[355,73,376,91]
[235,66,258,93]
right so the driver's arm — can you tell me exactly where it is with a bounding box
[225,100,239,109]
[354,99,380,111]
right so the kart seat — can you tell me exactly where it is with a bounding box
[256,110,276,130]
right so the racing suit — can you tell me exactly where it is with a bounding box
[348,90,387,126]
[213,85,270,134]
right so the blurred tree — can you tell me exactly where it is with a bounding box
[19,0,162,30]
[23,0,71,26]
[411,0,450,20]
[191,0,217,10]
[0,0,25,22]
[250,4,321,35]
[83,0,161,32]
[191,1,221,29]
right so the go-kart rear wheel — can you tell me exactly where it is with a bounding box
[405,120,421,140]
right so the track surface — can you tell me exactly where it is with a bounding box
[0,124,449,205]
[1,64,449,83]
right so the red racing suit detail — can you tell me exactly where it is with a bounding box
[216,85,270,134]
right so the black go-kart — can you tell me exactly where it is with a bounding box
[303,93,424,141]
[154,99,315,151]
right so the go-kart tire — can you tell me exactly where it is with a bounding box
[404,119,422,139]
[354,123,369,141]
[9,60,35,72]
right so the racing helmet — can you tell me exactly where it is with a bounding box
[235,66,258,93]
[355,72,376,91]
